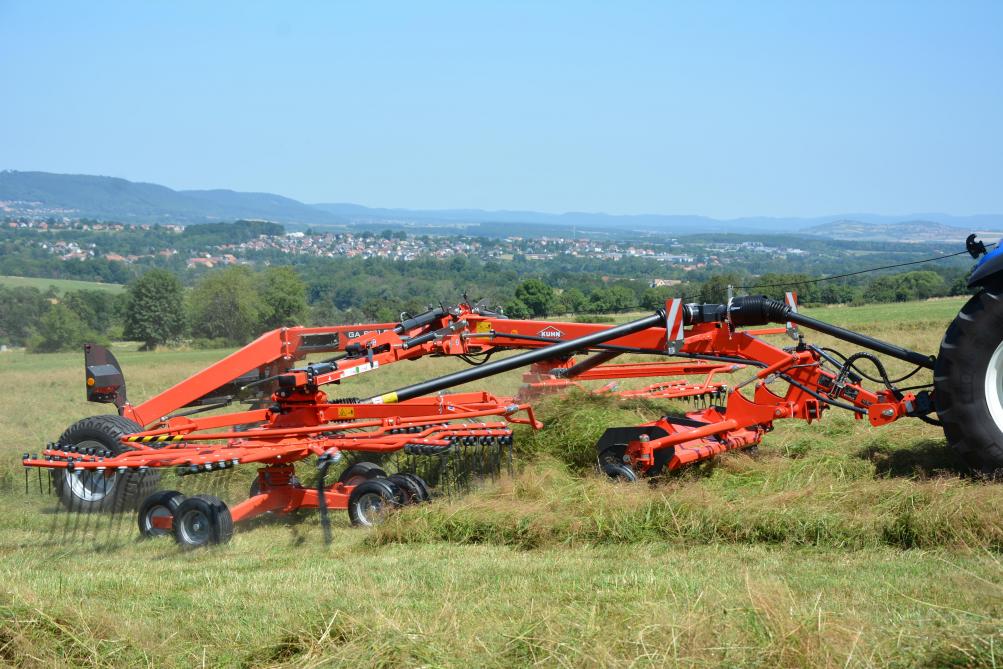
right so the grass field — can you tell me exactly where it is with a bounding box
[1,296,1001,668]
[0,275,125,295]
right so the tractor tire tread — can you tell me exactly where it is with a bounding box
[935,286,1003,475]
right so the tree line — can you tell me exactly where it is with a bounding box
[0,262,974,353]
[0,266,307,352]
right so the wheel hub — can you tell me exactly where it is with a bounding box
[356,492,386,527]
[985,340,1003,432]
[179,510,211,544]
[66,439,116,502]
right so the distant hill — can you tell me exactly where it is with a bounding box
[3,170,1003,237]
[314,203,1003,236]
[803,219,1003,243]
[0,171,343,226]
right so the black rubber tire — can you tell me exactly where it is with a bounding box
[137,490,185,538]
[53,415,160,513]
[601,462,639,482]
[172,494,234,549]
[398,472,432,502]
[347,479,401,527]
[387,473,424,505]
[935,287,1003,475]
[338,462,387,486]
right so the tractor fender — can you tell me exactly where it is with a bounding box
[968,244,1003,289]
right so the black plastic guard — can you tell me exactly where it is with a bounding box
[84,343,127,410]
[596,425,672,476]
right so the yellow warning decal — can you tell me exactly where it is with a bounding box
[475,321,491,333]
[337,406,355,418]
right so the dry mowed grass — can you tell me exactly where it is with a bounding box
[0,297,1001,668]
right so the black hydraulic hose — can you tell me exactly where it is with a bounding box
[820,347,925,386]
[316,455,334,546]
[394,307,447,334]
[402,321,467,350]
[779,373,865,415]
[368,311,666,404]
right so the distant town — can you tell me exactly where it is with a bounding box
[3,216,809,272]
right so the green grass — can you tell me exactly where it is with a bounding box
[0,275,125,295]
[1,297,1000,668]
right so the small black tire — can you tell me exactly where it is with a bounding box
[338,462,387,486]
[53,414,160,513]
[601,462,639,482]
[172,494,234,549]
[347,479,401,527]
[138,490,185,538]
[935,287,1003,475]
[387,473,424,504]
[398,472,432,502]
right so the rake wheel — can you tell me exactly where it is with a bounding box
[338,461,387,486]
[173,494,234,549]
[388,473,425,504]
[347,479,401,527]
[397,472,432,502]
[138,490,185,538]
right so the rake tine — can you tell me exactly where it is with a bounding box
[106,470,125,544]
[82,477,96,541]
[24,468,28,496]
[316,455,333,546]
[68,471,82,542]
[55,471,71,537]
[103,475,118,545]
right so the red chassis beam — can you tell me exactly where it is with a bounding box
[111,301,775,432]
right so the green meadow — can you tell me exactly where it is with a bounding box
[0,296,1000,668]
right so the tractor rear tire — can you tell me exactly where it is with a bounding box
[935,287,1003,476]
[53,415,160,513]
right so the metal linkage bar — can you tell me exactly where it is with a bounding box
[369,311,667,404]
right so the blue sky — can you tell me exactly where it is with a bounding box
[1,1,1000,218]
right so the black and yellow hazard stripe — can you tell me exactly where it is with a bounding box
[126,434,187,443]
